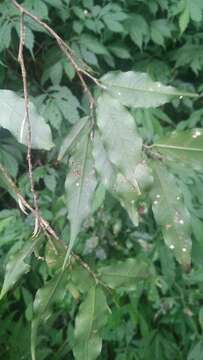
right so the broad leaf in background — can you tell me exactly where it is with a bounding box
[100,71,197,108]
[98,257,153,290]
[93,131,139,225]
[152,128,203,170]
[179,0,203,33]
[0,90,53,150]
[73,286,109,360]
[58,117,91,161]
[31,272,67,360]
[97,94,153,195]
[64,135,97,264]
[0,237,40,299]
[150,162,192,269]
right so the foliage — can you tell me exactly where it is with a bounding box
[1,0,203,359]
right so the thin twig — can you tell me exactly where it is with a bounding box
[12,0,102,109]
[0,162,111,291]
[18,11,40,236]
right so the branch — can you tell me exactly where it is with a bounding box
[0,162,111,290]
[17,12,40,237]
[12,0,102,110]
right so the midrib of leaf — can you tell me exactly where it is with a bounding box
[102,82,198,98]
[37,272,63,316]
[85,287,96,360]
[31,272,64,360]
[100,271,137,279]
[58,118,90,160]
[72,135,89,241]
[62,136,90,270]
[152,144,203,152]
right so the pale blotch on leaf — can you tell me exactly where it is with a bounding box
[156,194,161,199]
[179,219,184,225]
[179,95,183,99]
[153,200,159,205]
[182,247,187,252]
[176,196,181,200]
[169,244,175,250]
[192,130,201,138]
[76,182,80,187]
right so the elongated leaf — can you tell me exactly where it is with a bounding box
[58,117,91,161]
[73,286,109,360]
[98,257,153,289]
[97,94,153,195]
[31,272,67,360]
[0,237,40,299]
[152,128,203,169]
[150,162,192,269]
[0,90,53,150]
[101,71,198,108]
[93,131,139,225]
[64,135,97,265]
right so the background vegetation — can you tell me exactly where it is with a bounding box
[1,0,203,359]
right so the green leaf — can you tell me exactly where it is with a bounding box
[0,90,53,150]
[152,128,203,170]
[179,5,190,33]
[96,93,153,194]
[150,19,171,46]
[93,131,140,225]
[64,135,97,266]
[58,117,91,161]
[31,272,67,360]
[150,162,192,269]
[73,286,109,360]
[0,238,40,299]
[100,71,198,108]
[124,15,149,49]
[80,34,109,55]
[98,258,153,289]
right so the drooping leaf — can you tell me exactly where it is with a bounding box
[150,162,192,269]
[58,117,91,161]
[71,263,95,293]
[98,257,153,290]
[93,131,139,225]
[73,286,109,360]
[0,90,53,150]
[64,134,97,266]
[152,128,203,169]
[96,94,153,195]
[100,71,198,108]
[31,272,67,360]
[0,237,40,299]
